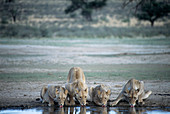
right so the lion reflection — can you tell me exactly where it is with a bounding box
[42,107,86,114]
[41,106,145,114]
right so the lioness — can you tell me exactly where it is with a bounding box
[89,84,111,107]
[110,79,152,107]
[65,67,88,106]
[40,85,68,107]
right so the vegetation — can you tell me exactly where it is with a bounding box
[1,64,170,81]
[0,24,169,38]
[122,0,169,10]
[134,0,170,27]
[65,0,107,21]
[0,24,50,38]
[0,0,169,38]
[0,38,170,82]
[0,0,22,23]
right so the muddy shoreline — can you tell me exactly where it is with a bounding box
[0,80,169,109]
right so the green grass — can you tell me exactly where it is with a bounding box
[0,64,170,82]
[0,38,170,82]
[1,37,170,46]
[1,25,169,38]
[85,64,170,81]
[0,72,68,82]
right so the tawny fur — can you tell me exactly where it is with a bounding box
[40,85,68,107]
[89,84,111,106]
[110,79,152,107]
[65,67,88,106]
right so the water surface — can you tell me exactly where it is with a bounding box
[0,106,170,114]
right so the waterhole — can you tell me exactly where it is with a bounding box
[0,106,169,114]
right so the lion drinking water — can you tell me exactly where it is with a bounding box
[65,67,88,106]
[110,79,152,107]
[89,84,111,107]
[40,85,68,107]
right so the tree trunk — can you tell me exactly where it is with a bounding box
[151,20,154,27]
[12,15,16,23]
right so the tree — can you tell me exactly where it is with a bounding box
[65,0,107,21]
[122,0,169,12]
[0,0,22,23]
[122,0,147,10]
[134,0,170,27]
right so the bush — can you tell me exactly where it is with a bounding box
[0,24,51,38]
[0,23,169,38]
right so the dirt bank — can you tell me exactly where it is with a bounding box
[0,80,169,108]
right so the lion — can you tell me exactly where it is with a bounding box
[40,85,68,107]
[65,67,88,106]
[89,84,111,107]
[110,79,152,107]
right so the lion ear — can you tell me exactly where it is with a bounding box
[55,86,60,94]
[62,87,68,95]
[106,90,111,95]
[55,89,59,94]
[65,89,68,95]
[84,88,87,92]
[97,90,101,95]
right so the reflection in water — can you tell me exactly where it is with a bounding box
[41,106,107,114]
[112,107,146,114]
[0,106,169,114]
[40,106,169,114]
[42,107,87,114]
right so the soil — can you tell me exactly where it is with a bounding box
[0,80,169,108]
[0,39,170,109]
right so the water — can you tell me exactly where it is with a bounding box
[0,106,170,114]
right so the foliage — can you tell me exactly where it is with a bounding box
[134,0,170,27]
[0,0,169,38]
[65,0,107,21]
[0,24,50,38]
[0,0,22,23]
[0,23,170,38]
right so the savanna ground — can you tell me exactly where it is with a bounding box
[0,38,170,109]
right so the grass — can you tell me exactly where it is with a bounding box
[0,72,68,82]
[1,24,169,38]
[84,64,170,81]
[1,37,170,46]
[0,38,170,82]
[0,64,170,82]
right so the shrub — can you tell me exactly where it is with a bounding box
[0,24,51,38]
